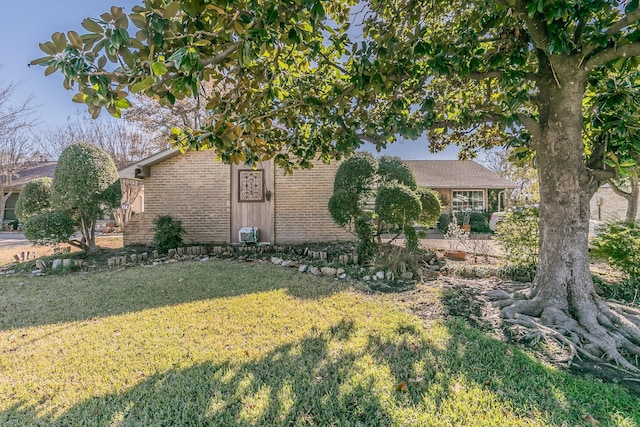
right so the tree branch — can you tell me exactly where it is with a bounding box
[606,178,631,200]
[199,42,240,66]
[467,70,540,82]
[513,0,549,52]
[583,42,640,72]
[582,9,640,62]
[517,113,542,142]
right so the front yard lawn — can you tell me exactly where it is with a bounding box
[1,260,638,426]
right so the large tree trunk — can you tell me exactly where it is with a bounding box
[498,64,640,372]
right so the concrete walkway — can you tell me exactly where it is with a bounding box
[0,233,29,250]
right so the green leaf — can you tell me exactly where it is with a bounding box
[29,56,51,66]
[52,32,67,52]
[164,2,181,18]
[152,62,168,76]
[82,18,104,34]
[130,76,154,93]
[130,13,147,30]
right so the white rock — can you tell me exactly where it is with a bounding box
[298,264,308,272]
[321,267,337,276]
[338,273,347,280]
[375,271,385,280]
[52,259,63,270]
[199,257,210,262]
[271,257,284,265]
[363,275,371,281]
[309,266,321,276]
[281,260,293,267]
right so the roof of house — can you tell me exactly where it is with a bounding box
[119,148,180,179]
[7,162,57,189]
[405,160,517,189]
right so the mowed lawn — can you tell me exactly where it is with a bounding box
[1,261,638,426]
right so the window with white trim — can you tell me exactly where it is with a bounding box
[452,190,484,212]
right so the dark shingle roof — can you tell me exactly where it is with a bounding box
[405,160,516,189]
[8,162,57,188]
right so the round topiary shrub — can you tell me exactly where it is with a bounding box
[23,211,76,246]
[375,183,422,226]
[378,156,417,188]
[417,188,441,227]
[15,177,52,222]
[332,152,377,194]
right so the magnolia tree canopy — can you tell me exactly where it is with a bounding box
[34,0,640,372]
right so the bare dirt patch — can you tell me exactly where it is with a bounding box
[0,236,123,267]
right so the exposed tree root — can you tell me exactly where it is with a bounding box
[490,293,640,375]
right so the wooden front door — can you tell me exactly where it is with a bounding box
[230,161,274,244]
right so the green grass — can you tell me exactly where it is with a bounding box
[1,260,638,426]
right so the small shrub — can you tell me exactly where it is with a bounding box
[592,275,640,304]
[153,215,186,254]
[15,177,52,222]
[591,220,640,282]
[417,188,441,228]
[469,212,490,233]
[437,213,453,233]
[494,207,539,277]
[23,212,76,245]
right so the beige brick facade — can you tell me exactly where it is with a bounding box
[274,162,354,244]
[123,152,354,246]
[124,151,231,246]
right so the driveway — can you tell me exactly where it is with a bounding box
[0,233,30,250]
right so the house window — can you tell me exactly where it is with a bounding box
[452,190,484,212]
[238,169,264,202]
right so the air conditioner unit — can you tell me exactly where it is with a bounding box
[238,227,259,244]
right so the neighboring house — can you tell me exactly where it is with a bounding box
[119,149,353,246]
[405,160,517,213]
[590,183,640,221]
[1,162,57,224]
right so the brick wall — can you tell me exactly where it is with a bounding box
[274,161,354,244]
[590,184,640,221]
[123,151,231,245]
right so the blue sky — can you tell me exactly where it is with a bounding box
[0,1,458,160]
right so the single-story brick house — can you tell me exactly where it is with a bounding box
[405,160,517,213]
[119,151,516,246]
[119,149,353,246]
[2,161,57,225]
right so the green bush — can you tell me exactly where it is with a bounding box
[591,220,640,282]
[15,177,52,222]
[52,143,121,251]
[494,207,539,277]
[469,211,490,233]
[377,156,417,188]
[437,213,453,233]
[153,215,186,254]
[417,188,441,227]
[375,183,422,226]
[23,212,76,246]
[332,152,377,195]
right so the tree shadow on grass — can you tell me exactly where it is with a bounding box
[3,318,639,426]
[0,261,347,331]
